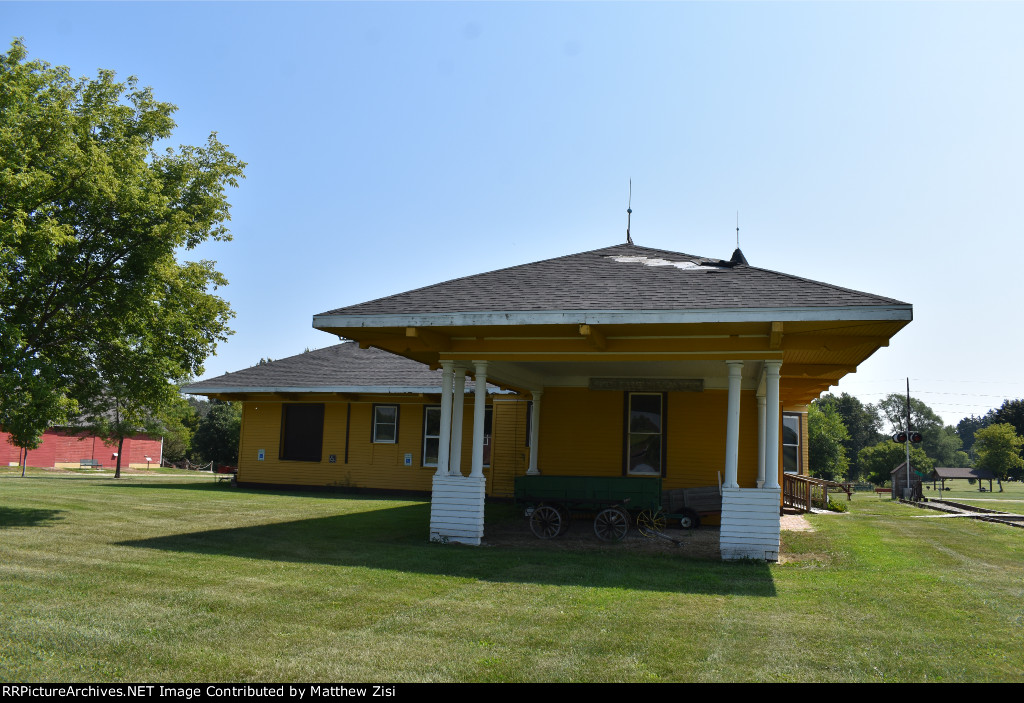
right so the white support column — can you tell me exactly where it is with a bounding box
[723,361,743,489]
[764,360,782,490]
[436,361,454,477]
[449,366,467,476]
[757,394,767,488]
[470,361,488,478]
[527,390,543,475]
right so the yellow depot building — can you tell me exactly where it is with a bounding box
[185,242,911,560]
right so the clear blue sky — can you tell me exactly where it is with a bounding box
[5,1,1023,427]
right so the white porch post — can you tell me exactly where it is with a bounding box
[527,390,542,475]
[723,361,743,488]
[757,394,767,488]
[470,361,488,478]
[429,360,486,546]
[436,361,454,477]
[764,361,782,490]
[449,366,467,476]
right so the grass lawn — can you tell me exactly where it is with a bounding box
[922,481,1024,514]
[1,476,1022,682]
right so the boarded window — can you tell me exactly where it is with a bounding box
[280,404,325,462]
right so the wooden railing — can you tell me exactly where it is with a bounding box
[782,474,852,512]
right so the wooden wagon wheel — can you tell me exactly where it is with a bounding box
[593,507,630,542]
[636,508,667,537]
[530,504,565,539]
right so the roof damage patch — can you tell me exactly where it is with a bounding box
[606,255,724,271]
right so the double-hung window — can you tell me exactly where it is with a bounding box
[782,412,801,474]
[626,393,664,476]
[373,404,399,443]
[422,406,441,466]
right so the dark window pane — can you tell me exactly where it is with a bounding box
[425,407,440,436]
[783,445,798,473]
[782,415,800,446]
[630,394,662,433]
[629,435,661,475]
[424,437,439,466]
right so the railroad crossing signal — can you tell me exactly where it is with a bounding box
[892,431,923,444]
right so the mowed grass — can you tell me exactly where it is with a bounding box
[1,477,1022,682]
[922,480,1024,513]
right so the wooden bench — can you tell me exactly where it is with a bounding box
[80,459,101,470]
[213,466,237,483]
[875,487,890,497]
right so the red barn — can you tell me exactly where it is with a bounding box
[1,428,163,470]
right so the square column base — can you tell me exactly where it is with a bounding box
[429,474,486,546]
[719,487,781,562]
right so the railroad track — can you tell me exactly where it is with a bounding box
[901,497,1024,530]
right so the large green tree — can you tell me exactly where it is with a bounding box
[973,423,1024,487]
[957,413,993,457]
[0,40,244,454]
[189,400,241,466]
[990,400,1024,445]
[858,440,934,486]
[807,402,850,481]
[876,393,968,468]
[815,392,882,479]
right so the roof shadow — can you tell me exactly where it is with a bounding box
[0,506,66,528]
[119,502,776,596]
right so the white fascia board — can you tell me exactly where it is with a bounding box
[313,305,913,330]
[182,385,513,396]
[183,385,445,395]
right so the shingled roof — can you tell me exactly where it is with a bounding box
[317,243,908,318]
[182,343,448,394]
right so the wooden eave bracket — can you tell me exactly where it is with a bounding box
[769,321,784,350]
[406,326,450,351]
[578,324,607,351]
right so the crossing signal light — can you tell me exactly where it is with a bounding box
[893,431,908,443]
[910,432,923,444]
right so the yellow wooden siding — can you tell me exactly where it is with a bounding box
[238,390,777,507]
[536,388,625,476]
[489,399,530,497]
[237,398,531,495]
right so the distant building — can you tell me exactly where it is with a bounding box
[1,427,163,470]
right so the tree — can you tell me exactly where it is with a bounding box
[807,403,850,481]
[858,441,934,486]
[974,423,1024,487]
[876,393,967,467]
[190,400,241,466]
[815,392,882,479]
[0,40,244,453]
[957,413,992,457]
[990,400,1024,444]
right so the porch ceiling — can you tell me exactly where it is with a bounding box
[316,318,910,406]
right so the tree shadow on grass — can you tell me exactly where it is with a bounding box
[119,502,776,597]
[96,480,430,503]
[0,506,65,528]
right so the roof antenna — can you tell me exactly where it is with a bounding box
[730,211,749,265]
[626,179,634,245]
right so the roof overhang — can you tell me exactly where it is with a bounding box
[313,304,913,330]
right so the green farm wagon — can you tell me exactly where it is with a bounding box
[514,475,721,541]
